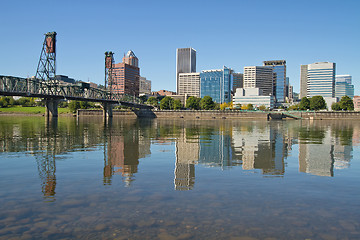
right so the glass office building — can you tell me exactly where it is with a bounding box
[200,66,232,103]
[335,75,354,99]
[263,60,286,103]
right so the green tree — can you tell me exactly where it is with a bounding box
[200,96,215,110]
[299,97,310,110]
[288,104,300,110]
[59,101,68,108]
[139,95,148,104]
[80,101,90,109]
[68,100,81,112]
[0,96,15,107]
[173,99,182,110]
[0,98,8,108]
[310,96,326,110]
[246,104,254,110]
[185,96,201,110]
[160,96,174,110]
[331,102,341,111]
[146,96,158,107]
[259,105,266,111]
[339,95,354,110]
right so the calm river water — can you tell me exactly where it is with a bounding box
[0,116,359,240]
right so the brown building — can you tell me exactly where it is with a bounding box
[353,96,360,111]
[111,50,140,96]
[152,90,176,96]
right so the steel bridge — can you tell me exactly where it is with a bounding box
[0,75,152,117]
[0,31,152,118]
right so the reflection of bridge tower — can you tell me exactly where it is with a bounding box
[36,120,58,201]
[36,155,56,200]
[174,129,198,190]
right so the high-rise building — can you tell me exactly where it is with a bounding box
[300,65,308,98]
[139,76,151,95]
[243,66,274,96]
[335,75,354,99]
[111,50,140,96]
[122,50,139,67]
[178,72,200,97]
[232,73,243,93]
[307,62,336,98]
[263,60,286,103]
[176,48,196,94]
[200,66,233,103]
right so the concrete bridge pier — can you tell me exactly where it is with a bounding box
[102,103,113,119]
[45,99,59,118]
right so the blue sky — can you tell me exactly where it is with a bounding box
[1,0,359,94]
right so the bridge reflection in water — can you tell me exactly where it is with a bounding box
[0,117,357,200]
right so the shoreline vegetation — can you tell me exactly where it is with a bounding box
[0,95,356,119]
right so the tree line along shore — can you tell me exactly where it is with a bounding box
[0,95,355,115]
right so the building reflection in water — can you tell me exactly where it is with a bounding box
[0,117,358,197]
[231,122,286,176]
[174,128,198,190]
[104,119,151,187]
[298,121,353,177]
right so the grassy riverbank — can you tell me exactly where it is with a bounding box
[0,106,72,114]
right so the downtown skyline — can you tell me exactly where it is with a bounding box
[0,0,359,95]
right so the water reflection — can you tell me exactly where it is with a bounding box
[0,117,358,198]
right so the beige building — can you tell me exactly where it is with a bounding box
[178,72,200,97]
[353,96,360,111]
[139,76,151,95]
[243,66,274,96]
[174,129,198,190]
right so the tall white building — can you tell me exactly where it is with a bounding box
[176,48,196,94]
[307,62,336,98]
[178,72,200,97]
[243,66,274,96]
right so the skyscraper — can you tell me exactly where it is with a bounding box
[307,62,336,98]
[232,73,243,93]
[335,75,354,99]
[243,66,274,96]
[200,66,232,103]
[111,50,140,96]
[176,48,196,94]
[300,65,308,98]
[263,60,286,103]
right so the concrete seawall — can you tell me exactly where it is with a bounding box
[288,111,360,120]
[76,109,360,120]
[77,109,137,117]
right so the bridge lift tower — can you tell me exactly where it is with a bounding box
[36,32,59,117]
[35,32,57,89]
[103,51,115,118]
[104,51,114,98]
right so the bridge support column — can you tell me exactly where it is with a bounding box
[45,99,59,118]
[102,103,113,119]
